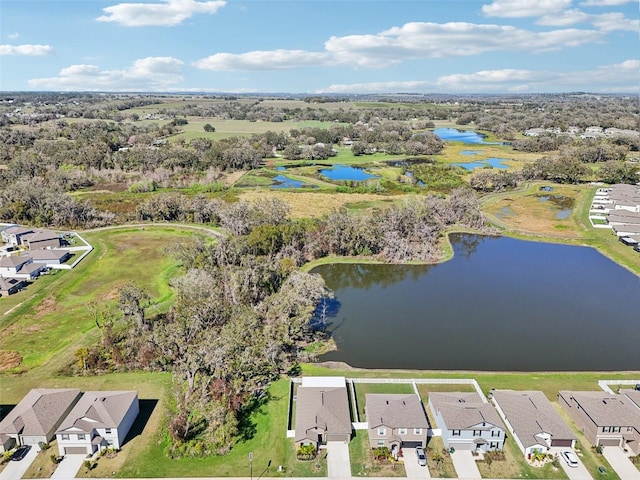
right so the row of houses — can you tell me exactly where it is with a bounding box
[591,184,640,251]
[0,388,139,457]
[1,226,62,250]
[524,126,640,139]
[292,377,640,460]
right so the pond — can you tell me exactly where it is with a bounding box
[315,234,640,371]
[433,128,501,145]
[537,194,574,219]
[451,158,509,170]
[271,175,307,189]
[320,164,379,181]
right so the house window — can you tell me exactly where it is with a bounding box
[612,427,620,433]
[473,430,482,436]
[490,442,498,449]
[378,428,386,436]
[603,426,611,433]
[105,428,112,434]
[377,439,385,447]
[414,428,422,435]
[452,430,461,436]
[492,430,500,437]
[399,428,407,435]
[61,434,69,441]
[77,434,86,441]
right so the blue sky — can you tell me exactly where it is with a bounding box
[1,0,638,93]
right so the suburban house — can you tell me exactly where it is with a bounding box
[55,391,139,456]
[428,392,506,452]
[0,255,44,280]
[0,388,81,452]
[365,393,429,454]
[621,390,640,411]
[1,226,34,246]
[26,249,71,265]
[558,390,640,454]
[294,377,352,450]
[23,230,61,250]
[492,390,576,458]
[0,277,26,296]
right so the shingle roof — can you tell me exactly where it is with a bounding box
[294,381,351,442]
[429,392,504,431]
[619,390,640,411]
[0,255,31,268]
[25,230,59,243]
[492,390,575,449]
[366,394,429,429]
[560,391,640,428]
[56,391,138,434]
[26,249,68,261]
[0,389,81,437]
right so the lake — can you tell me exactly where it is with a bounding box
[433,128,501,144]
[320,164,379,181]
[315,234,640,371]
[452,158,509,170]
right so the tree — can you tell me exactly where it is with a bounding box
[203,123,215,132]
[118,282,150,330]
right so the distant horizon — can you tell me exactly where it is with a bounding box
[1,0,638,94]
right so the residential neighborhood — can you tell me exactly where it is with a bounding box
[589,184,640,254]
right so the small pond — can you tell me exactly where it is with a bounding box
[537,194,574,219]
[460,150,484,156]
[320,164,379,181]
[433,128,501,145]
[451,158,509,170]
[315,234,640,371]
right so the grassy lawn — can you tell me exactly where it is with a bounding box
[349,429,406,477]
[476,436,567,479]
[352,382,415,420]
[425,436,456,478]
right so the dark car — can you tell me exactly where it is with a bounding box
[11,445,31,461]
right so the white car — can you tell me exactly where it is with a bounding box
[561,450,579,468]
[416,447,427,466]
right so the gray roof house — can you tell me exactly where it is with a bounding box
[0,255,45,280]
[366,393,429,452]
[26,249,71,265]
[56,391,139,456]
[0,277,26,296]
[558,390,640,454]
[23,229,61,250]
[0,388,81,452]
[294,377,352,449]
[428,392,506,452]
[1,226,34,246]
[492,390,576,457]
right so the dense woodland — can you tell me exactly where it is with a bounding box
[2,92,639,456]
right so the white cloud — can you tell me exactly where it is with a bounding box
[482,0,571,18]
[0,44,54,56]
[7,33,19,40]
[537,9,639,31]
[28,57,184,91]
[96,0,226,27]
[537,9,591,26]
[579,0,635,6]
[193,49,331,71]
[319,60,640,93]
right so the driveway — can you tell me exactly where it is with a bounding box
[449,450,481,479]
[403,447,431,478]
[326,441,351,477]
[551,448,593,480]
[0,446,38,480]
[51,454,87,479]
[602,446,640,480]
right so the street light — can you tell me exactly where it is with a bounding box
[249,452,253,480]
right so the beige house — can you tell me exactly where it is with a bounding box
[56,391,139,456]
[558,390,640,454]
[366,393,429,454]
[0,388,81,451]
[492,390,575,458]
[24,230,61,250]
[294,377,352,449]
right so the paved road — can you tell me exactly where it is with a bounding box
[603,446,640,480]
[0,447,37,480]
[403,447,431,478]
[449,450,481,479]
[326,441,351,477]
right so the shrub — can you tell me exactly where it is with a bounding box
[372,446,390,461]
[50,454,61,464]
[296,443,317,460]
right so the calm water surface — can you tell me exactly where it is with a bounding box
[316,234,640,371]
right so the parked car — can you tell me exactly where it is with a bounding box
[416,446,427,466]
[11,445,31,461]
[561,450,579,468]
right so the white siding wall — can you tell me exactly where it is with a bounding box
[56,432,92,457]
[114,396,139,449]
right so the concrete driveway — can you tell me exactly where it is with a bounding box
[326,441,351,477]
[51,454,87,479]
[449,450,481,479]
[0,446,38,480]
[602,446,640,480]
[551,448,593,480]
[403,447,431,478]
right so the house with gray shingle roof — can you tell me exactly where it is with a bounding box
[294,377,352,449]
[492,390,575,458]
[0,254,45,280]
[428,392,506,452]
[0,388,81,452]
[558,390,640,454]
[24,229,61,250]
[0,277,26,296]
[366,393,429,452]
[55,391,139,456]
